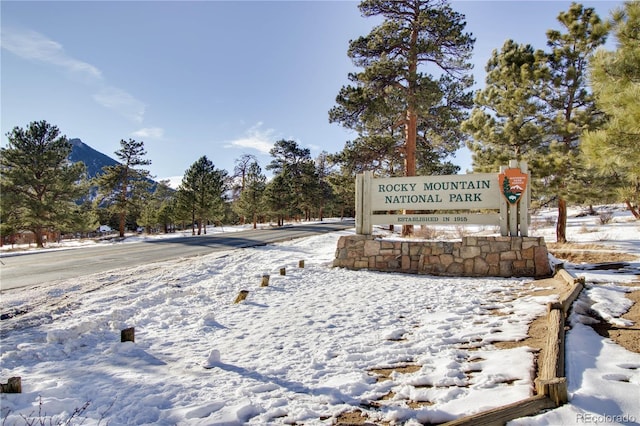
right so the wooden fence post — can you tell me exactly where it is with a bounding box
[234,290,249,303]
[280,268,286,276]
[356,171,373,235]
[499,165,509,236]
[298,260,305,268]
[537,378,568,406]
[0,377,21,393]
[260,275,270,287]
[121,327,135,343]
[519,161,529,237]
[508,159,519,236]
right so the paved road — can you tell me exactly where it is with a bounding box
[0,221,354,291]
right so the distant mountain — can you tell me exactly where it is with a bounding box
[68,138,118,179]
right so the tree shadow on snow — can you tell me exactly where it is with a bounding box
[210,361,360,405]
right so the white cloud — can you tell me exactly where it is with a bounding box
[0,27,102,81]
[93,87,146,124]
[227,122,276,154]
[2,27,147,124]
[132,127,164,139]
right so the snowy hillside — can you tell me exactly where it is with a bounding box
[0,208,638,425]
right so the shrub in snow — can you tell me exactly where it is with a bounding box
[599,211,613,224]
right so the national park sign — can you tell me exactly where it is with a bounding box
[370,174,500,211]
[355,161,530,237]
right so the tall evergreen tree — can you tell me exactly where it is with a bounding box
[266,140,311,176]
[263,174,295,226]
[1,121,88,247]
[233,154,258,193]
[234,161,266,229]
[232,153,258,224]
[462,41,547,172]
[266,139,317,220]
[297,161,320,221]
[178,156,227,235]
[583,1,640,219]
[330,0,474,179]
[463,3,608,242]
[331,0,474,234]
[329,173,356,219]
[95,139,152,237]
[325,155,357,219]
[138,179,175,233]
[330,86,407,176]
[66,200,99,238]
[158,197,178,234]
[313,152,335,221]
[536,3,609,242]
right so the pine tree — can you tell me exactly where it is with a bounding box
[331,0,474,235]
[313,152,335,221]
[329,135,404,177]
[234,161,266,229]
[583,1,640,219]
[138,179,175,233]
[95,139,152,237]
[263,174,295,227]
[325,162,357,220]
[462,40,547,172]
[463,3,609,242]
[232,154,258,224]
[330,87,407,176]
[65,201,99,238]
[266,139,318,221]
[178,156,228,235]
[1,121,88,247]
[330,0,474,179]
[536,3,609,242]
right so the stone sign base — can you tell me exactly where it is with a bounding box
[333,235,552,278]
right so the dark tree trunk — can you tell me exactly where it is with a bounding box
[556,198,567,243]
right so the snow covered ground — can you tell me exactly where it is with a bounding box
[1,207,639,425]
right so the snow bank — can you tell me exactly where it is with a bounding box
[1,209,639,425]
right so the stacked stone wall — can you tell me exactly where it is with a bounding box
[333,235,552,278]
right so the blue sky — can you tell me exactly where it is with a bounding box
[1,1,624,185]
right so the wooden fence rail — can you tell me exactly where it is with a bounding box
[444,268,584,425]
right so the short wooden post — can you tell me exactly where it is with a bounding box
[508,159,519,236]
[356,173,363,234]
[0,377,22,393]
[547,378,568,406]
[260,274,270,287]
[121,327,135,343]
[234,290,249,303]
[536,378,568,406]
[280,267,286,276]
[356,172,374,235]
[519,162,529,237]
[298,260,304,268]
[499,165,509,236]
